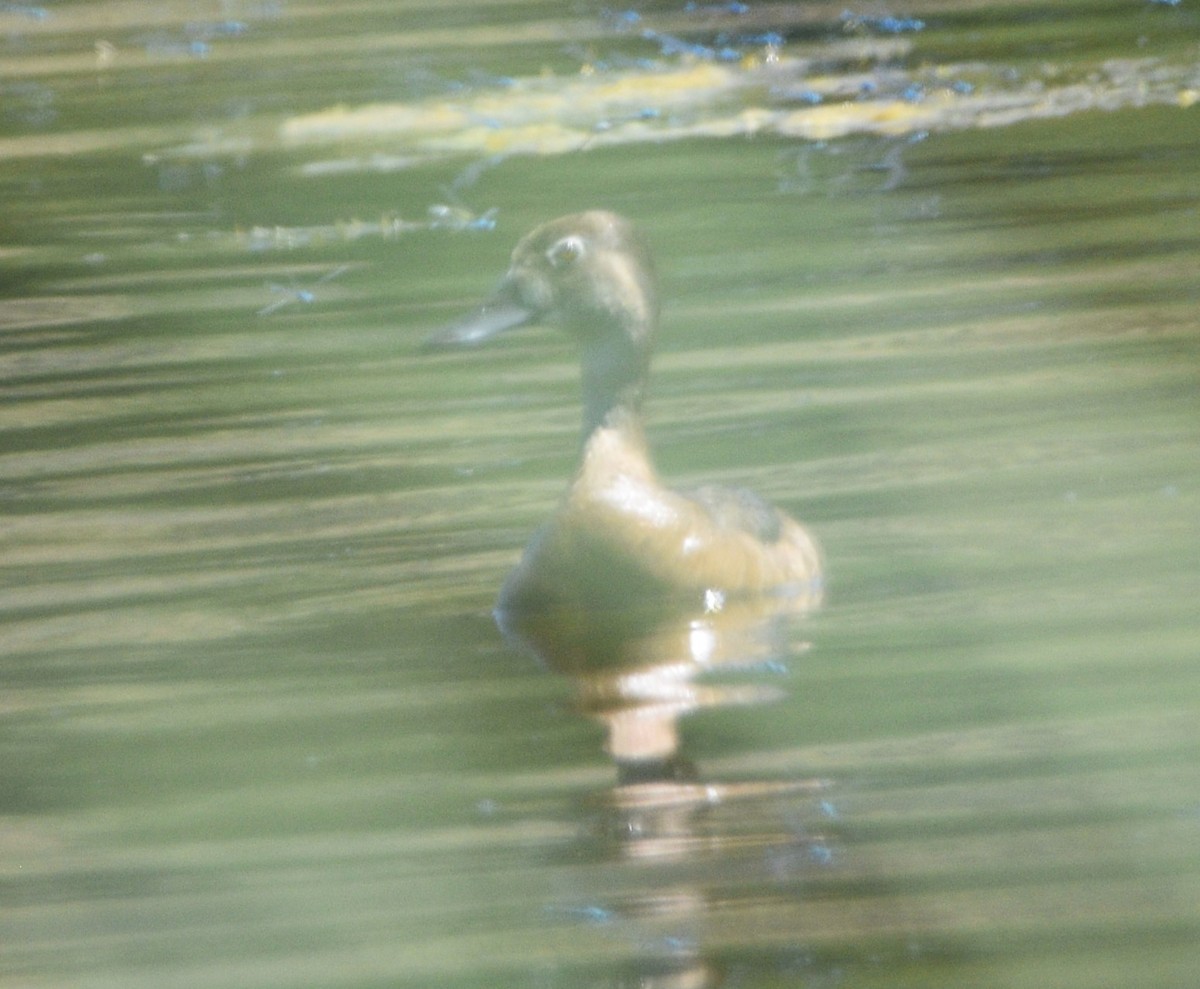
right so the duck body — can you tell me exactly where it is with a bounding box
[498,407,821,613]
[426,211,822,615]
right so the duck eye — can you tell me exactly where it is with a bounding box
[547,236,585,269]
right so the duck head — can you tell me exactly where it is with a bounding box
[426,211,660,438]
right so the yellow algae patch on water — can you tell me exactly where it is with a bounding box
[281,62,745,148]
[584,61,736,104]
[281,102,472,142]
[440,122,592,157]
[765,96,950,141]
[275,51,1200,162]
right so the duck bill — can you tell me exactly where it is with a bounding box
[423,284,535,350]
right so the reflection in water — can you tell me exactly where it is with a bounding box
[500,588,831,987]
[501,592,820,780]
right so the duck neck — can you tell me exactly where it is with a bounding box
[579,332,649,445]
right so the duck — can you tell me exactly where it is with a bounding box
[425,210,822,616]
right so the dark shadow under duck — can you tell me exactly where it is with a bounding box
[426,210,822,617]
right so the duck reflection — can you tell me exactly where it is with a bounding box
[501,591,831,988]
[498,591,819,785]
[429,212,832,986]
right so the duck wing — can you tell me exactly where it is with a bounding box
[682,484,785,544]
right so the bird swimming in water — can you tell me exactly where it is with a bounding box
[426,211,822,617]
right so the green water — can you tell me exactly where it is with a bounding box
[2,2,1199,987]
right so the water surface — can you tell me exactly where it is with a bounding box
[2,2,1199,987]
